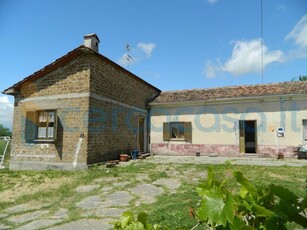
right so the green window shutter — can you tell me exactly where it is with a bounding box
[163,122,170,141]
[25,111,37,142]
[184,122,192,142]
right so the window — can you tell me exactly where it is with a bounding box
[25,110,57,142]
[303,120,307,141]
[38,111,55,139]
[163,122,192,142]
[171,122,185,139]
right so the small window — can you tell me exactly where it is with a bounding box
[303,120,307,141]
[38,111,55,139]
[163,122,192,142]
[25,110,57,142]
[171,122,185,139]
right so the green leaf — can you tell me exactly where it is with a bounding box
[230,216,255,230]
[137,212,148,227]
[264,217,287,230]
[120,211,134,229]
[125,222,145,230]
[233,171,257,198]
[196,182,210,197]
[270,184,299,203]
[251,203,278,218]
[198,189,235,226]
[207,167,214,188]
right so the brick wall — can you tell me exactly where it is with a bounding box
[87,97,146,164]
[89,55,158,109]
[9,49,160,169]
[87,54,158,164]
[10,54,91,170]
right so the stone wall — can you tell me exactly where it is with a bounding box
[87,54,158,164]
[9,49,160,169]
[87,97,146,164]
[89,55,158,109]
[10,54,91,170]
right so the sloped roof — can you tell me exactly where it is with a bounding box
[3,46,160,95]
[151,81,307,104]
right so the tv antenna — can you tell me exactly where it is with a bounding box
[125,43,135,69]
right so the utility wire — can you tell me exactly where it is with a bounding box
[261,0,264,84]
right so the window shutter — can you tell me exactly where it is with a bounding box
[303,120,307,140]
[184,122,192,142]
[163,122,170,141]
[25,112,37,142]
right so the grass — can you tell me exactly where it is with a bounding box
[0,159,306,229]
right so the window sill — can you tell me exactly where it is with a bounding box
[169,138,186,142]
[33,139,55,143]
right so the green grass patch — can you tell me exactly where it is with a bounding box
[0,161,306,229]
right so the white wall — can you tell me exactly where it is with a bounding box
[150,97,307,147]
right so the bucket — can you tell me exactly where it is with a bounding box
[131,150,139,160]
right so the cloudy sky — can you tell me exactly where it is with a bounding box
[0,0,306,129]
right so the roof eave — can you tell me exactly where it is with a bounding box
[3,45,161,96]
[2,88,18,95]
[150,93,307,107]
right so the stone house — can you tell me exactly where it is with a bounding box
[150,82,307,158]
[3,34,307,170]
[3,34,160,170]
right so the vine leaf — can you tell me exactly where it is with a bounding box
[231,216,255,230]
[119,211,134,229]
[233,171,257,198]
[198,189,235,226]
[124,222,145,230]
[251,203,278,218]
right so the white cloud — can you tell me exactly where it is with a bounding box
[0,96,13,130]
[137,42,156,58]
[285,14,307,58]
[117,42,156,67]
[204,39,284,77]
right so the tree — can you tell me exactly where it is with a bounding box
[0,124,11,137]
[291,75,307,82]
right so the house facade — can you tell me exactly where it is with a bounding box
[150,82,307,158]
[3,34,307,170]
[3,34,160,170]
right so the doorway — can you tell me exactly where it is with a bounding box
[138,117,145,153]
[239,120,257,154]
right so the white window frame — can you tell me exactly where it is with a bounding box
[37,110,56,140]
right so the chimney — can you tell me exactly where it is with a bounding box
[84,34,100,52]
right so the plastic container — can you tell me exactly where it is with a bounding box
[131,150,139,160]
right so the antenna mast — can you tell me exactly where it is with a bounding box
[125,43,134,69]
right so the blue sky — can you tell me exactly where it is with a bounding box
[0,0,306,129]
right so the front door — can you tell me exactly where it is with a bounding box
[239,120,257,154]
[138,117,145,153]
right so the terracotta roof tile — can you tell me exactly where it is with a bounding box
[152,81,307,104]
